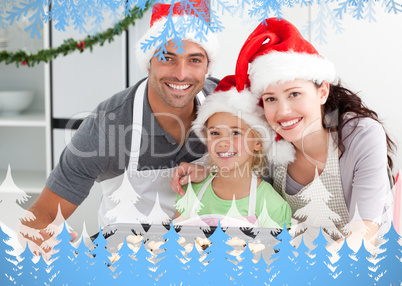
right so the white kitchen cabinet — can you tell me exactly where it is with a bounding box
[1,13,127,232]
[0,22,51,194]
[0,13,127,195]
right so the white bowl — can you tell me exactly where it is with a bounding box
[0,91,35,115]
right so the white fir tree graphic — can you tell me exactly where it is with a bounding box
[0,166,35,229]
[72,222,95,250]
[257,199,282,229]
[105,169,146,224]
[0,166,39,254]
[377,181,395,237]
[145,193,170,225]
[38,204,75,259]
[290,168,343,249]
[342,204,378,253]
[18,204,74,260]
[175,179,204,221]
[221,195,254,227]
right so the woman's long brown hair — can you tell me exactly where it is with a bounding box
[322,82,397,176]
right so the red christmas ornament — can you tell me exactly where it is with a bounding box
[77,41,85,51]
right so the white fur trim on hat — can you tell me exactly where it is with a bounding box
[192,88,295,165]
[267,136,296,166]
[249,51,337,96]
[136,16,219,74]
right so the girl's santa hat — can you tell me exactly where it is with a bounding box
[235,18,337,96]
[192,75,295,165]
[136,1,218,74]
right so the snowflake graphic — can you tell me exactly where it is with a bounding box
[1,0,401,48]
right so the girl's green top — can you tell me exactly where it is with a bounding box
[176,174,292,228]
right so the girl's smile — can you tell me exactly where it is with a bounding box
[217,152,236,158]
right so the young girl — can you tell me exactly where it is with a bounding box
[234,17,396,246]
[174,80,294,228]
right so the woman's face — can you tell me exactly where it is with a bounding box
[261,79,329,143]
[206,112,262,173]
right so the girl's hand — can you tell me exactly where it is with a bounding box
[171,162,209,196]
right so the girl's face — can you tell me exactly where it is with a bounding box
[206,112,262,173]
[261,79,329,143]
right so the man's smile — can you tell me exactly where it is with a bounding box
[166,83,191,90]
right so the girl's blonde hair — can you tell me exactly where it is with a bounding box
[250,129,269,177]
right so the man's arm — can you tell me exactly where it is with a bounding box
[27,186,78,228]
[22,186,78,245]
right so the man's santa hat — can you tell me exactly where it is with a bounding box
[192,75,295,165]
[136,0,218,74]
[235,17,337,96]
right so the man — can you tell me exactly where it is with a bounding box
[24,2,219,243]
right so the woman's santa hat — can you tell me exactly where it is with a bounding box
[192,75,295,165]
[235,17,337,96]
[136,0,218,74]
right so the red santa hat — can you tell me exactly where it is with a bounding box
[192,75,295,165]
[235,18,337,96]
[136,0,218,74]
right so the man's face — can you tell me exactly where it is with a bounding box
[148,40,209,109]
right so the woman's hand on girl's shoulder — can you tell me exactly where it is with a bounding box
[171,162,209,196]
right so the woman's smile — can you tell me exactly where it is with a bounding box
[278,117,303,130]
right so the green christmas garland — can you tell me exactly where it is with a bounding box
[0,4,150,67]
